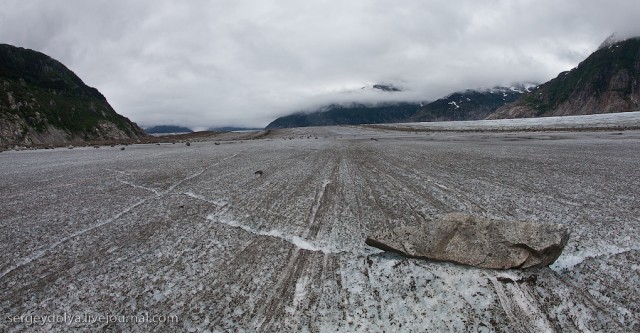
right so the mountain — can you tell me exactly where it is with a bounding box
[598,33,621,50]
[145,125,193,134]
[265,82,423,129]
[411,85,535,122]
[0,44,145,146]
[489,37,640,119]
[266,84,534,129]
[371,84,401,92]
[265,102,422,129]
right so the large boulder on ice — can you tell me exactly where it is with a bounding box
[365,213,569,269]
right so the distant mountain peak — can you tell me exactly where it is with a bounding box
[444,83,538,99]
[598,33,621,49]
[372,84,401,92]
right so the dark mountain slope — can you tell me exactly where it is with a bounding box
[266,84,532,129]
[411,86,532,122]
[265,102,421,129]
[0,44,145,146]
[145,125,193,134]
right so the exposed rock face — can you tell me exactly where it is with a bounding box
[365,213,569,269]
[0,43,145,146]
[489,37,640,119]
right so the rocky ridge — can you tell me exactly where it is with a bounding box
[0,44,145,147]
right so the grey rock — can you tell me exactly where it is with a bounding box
[365,213,569,269]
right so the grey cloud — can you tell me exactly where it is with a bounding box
[2,0,639,128]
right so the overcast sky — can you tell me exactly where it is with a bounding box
[1,0,639,129]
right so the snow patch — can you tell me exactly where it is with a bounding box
[292,276,310,310]
[434,183,449,190]
[184,191,228,207]
[207,214,340,254]
[551,244,640,271]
